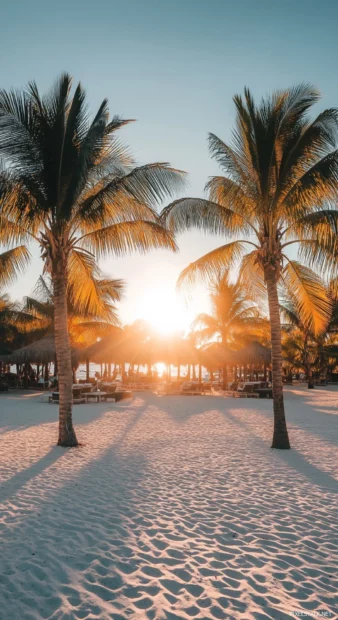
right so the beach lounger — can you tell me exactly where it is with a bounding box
[104,390,132,402]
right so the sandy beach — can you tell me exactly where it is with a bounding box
[1,387,338,619]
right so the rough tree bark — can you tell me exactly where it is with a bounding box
[52,255,78,447]
[265,271,291,449]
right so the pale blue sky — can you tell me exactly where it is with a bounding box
[2,0,338,330]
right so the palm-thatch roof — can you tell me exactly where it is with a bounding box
[198,340,271,369]
[1,336,80,365]
[235,341,271,365]
[84,332,199,366]
[83,330,143,365]
[150,336,199,365]
[199,342,238,369]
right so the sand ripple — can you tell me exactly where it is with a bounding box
[1,389,338,619]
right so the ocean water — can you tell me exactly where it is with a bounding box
[10,362,207,381]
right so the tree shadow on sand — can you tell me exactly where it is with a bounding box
[220,407,338,494]
[0,397,146,506]
[1,442,149,620]
[0,446,66,503]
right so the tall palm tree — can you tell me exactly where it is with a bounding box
[162,85,338,449]
[0,74,185,446]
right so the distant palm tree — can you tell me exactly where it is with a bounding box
[0,293,20,344]
[0,74,185,446]
[191,269,267,387]
[0,239,31,349]
[162,85,338,449]
[0,292,36,350]
[191,269,266,347]
[281,278,338,385]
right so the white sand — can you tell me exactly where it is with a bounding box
[1,387,338,620]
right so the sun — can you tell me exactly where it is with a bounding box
[138,286,189,335]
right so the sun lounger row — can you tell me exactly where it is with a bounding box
[156,381,213,395]
[49,384,132,404]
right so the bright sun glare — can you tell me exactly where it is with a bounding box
[138,287,189,335]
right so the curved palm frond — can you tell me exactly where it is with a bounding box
[161,197,252,237]
[67,249,120,322]
[177,241,249,291]
[282,260,331,336]
[293,209,338,273]
[237,249,266,301]
[76,163,186,226]
[77,220,177,258]
[0,245,30,287]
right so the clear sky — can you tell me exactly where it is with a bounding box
[2,0,338,332]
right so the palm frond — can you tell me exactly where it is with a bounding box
[282,260,331,336]
[67,250,123,323]
[294,209,338,273]
[78,220,177,258]
[238,250,266,301]
[161,197,252,236]
[23,296,53,319]
[75,163,185,228]
[177,241,248,291]
[282,150,338,219]
[0,246,30,287]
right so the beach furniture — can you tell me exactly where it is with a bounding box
[104,390,132,401]
[0,378,9,391]
[156,381,182,395]
[84,391,107,403]
[49,392,59,403]
[233,383,259,398]
[49,385,86,404]
[180,381,203,395]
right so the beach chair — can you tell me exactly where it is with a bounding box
[180,381,203,395]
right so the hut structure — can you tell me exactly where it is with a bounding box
[84,332,200,381]
[199,340,271,386]
[0,336,80,384]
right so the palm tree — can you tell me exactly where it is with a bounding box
[281,278,338,385]
[0,228,31,352]
[23,273,124,346]
[162,85,338,449]
[0,74,185,446]
[190,269,267,387]
[191,269,267,346]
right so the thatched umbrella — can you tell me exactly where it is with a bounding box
[84,329,148,366]
[199,342,238,369]
[198,342,240,386]
[235,341,271,365]
[3,336,80,366]
[148,336,199,380]
[84,332,200,380]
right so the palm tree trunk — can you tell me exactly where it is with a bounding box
[265,272,290,449]
[222,364,227,390]
[52,261,78,447]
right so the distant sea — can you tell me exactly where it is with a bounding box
[10,362,208,381]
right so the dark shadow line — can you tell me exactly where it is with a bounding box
[221,407,338,494]
[0,446,66,504]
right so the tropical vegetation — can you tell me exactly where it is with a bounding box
[190,269,268,387]
[0,74,185,446]
[162,85,338,449]
[1,79,338,451]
